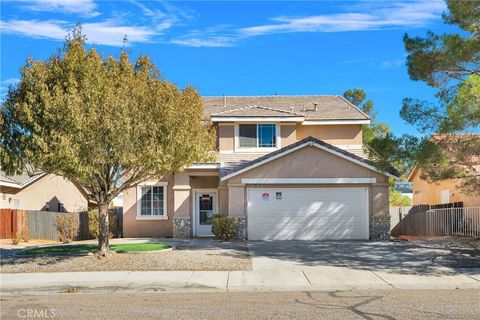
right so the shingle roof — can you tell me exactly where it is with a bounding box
[212,105,303,117]
[0,171,46,187]
[0,174,17,184]
[219,136,399,179]
[218,153,265,177]
[203,95,369,120]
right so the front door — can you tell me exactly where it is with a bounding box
[195,192,216,236]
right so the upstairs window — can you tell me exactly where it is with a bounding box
[238,124,277,149]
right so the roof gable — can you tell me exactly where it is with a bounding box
[220,136,399,181]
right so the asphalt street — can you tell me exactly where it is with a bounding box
[1,289,479,320]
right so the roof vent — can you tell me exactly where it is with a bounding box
[313,102,318,112]
[223,94,227,108]
[290,107,294,112]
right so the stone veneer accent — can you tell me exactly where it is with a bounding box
[370,216,390,240]
[234,217,247,240]
[173,217,191,238]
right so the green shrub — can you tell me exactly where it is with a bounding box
[55,214,79,243]
[211,214,238,241]
[88,209,117,239]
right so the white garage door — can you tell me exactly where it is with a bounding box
[247,188,369,240]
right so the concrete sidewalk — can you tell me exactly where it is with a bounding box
[2,267,480,294]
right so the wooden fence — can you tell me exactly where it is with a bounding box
[389,205,429,236]
[0,208,19,238]
[0,208,123,241]
[25,210,91,241]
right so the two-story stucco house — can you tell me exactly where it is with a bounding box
[123,95,398,240]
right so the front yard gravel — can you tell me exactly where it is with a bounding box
[0,242,251,273]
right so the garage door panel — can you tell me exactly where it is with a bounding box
[250,208,361,219]
[251,216,361,228]
[248,188,369,241]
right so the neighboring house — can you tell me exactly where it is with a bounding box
[123,95,398,240]
[0,172,89,212]
[408,167,480,207]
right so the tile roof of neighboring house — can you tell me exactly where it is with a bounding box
[0,171,46,188]
[219,136,399,179]
[203,95,370,120]
[0,174,17,184]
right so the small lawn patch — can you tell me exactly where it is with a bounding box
[20,243,171,255]
[110,243,171,252]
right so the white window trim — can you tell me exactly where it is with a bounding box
[136,182,168,220]
[234,123,281,153]
[212,116,304,122]
[241,178,377,184]
[440,189,450,204]
[301,119,370,125]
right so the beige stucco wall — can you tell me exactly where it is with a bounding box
[123,171,220,237]
[218,185,228,214]
[225,146,389,219]
[123,175,174,238]
[410,168,480,207]
[296,124,363,145]
[227,146,387,184]
[0,174,88,212]
[218,124,234,151]
[280,124,296,147]
[216,123,362,152]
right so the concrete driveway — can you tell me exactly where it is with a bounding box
[247,240,480,289]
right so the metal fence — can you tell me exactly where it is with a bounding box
[425,207,480,238]
[390,206,480,238]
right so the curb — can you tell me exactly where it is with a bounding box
[3,282,480,296]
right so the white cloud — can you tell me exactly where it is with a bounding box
[0,78,20,98]
[129,0,191,33]
[169,1,446,47]
[1,78,20,85]
[83,21,155,46]
[171,36,235,48]
[379,59,404,69]
[17,0,100,17]
[0,19,155,46]
[0,20,67,40]
[239,1,446,36]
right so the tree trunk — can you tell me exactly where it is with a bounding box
[98,203,110,256]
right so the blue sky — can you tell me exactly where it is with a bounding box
[1,0,456,135]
